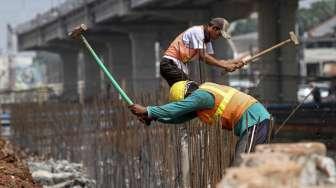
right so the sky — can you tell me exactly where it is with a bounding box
[0,0,66,53]
[0,0,323,54]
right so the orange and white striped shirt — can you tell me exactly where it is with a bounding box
[164,25,214,74]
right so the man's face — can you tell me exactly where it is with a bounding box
[208,25,222,40]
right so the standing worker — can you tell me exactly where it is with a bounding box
[129,81,271,165]
[161,17,246,86]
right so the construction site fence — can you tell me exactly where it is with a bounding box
[8,93,237,188]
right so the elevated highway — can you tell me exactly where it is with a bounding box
[16,0,299,103]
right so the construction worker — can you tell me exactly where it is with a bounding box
[129,81,271,165]
[161,17,246,86]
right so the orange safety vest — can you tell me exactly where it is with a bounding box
[196,82,257,130]
[164,26,203,63]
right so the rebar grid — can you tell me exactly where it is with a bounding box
[9,93,236,188]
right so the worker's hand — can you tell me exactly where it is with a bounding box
[128,104,147,116]
[129,104,153,126]
[220,59,245,72]
[241,55,251,65]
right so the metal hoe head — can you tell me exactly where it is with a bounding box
[289,31,299,45]
[69,24,88,39]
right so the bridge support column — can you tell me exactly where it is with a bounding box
[59,51,79,101]
[81,46,104,101]
[130,32,159,92]
[257,0,299,103]
[105,35,133,95]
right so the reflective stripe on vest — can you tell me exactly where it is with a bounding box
[197,82,257,130]
[200,83,236,117]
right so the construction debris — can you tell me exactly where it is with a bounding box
[217,142,336,188]
[27,158,96,188]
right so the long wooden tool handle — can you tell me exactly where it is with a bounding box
[80,34,134,105]
[247,39,291,62]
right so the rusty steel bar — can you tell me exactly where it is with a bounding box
[8,92,237,187]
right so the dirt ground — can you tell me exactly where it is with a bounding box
[0,137,41,188]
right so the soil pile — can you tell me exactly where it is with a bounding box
[0,137,41,187]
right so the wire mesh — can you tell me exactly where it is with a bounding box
[8,92,236,187]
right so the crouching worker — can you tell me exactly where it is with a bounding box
[129,81,271,166]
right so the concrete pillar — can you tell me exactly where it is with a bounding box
[279,0,299,102]
[82,45,104,101]
[59,51,79,101]
[257,0,298,103]
[105,35,133,95]
[130,32,159,92]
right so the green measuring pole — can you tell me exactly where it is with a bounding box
[80,35,133,105]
